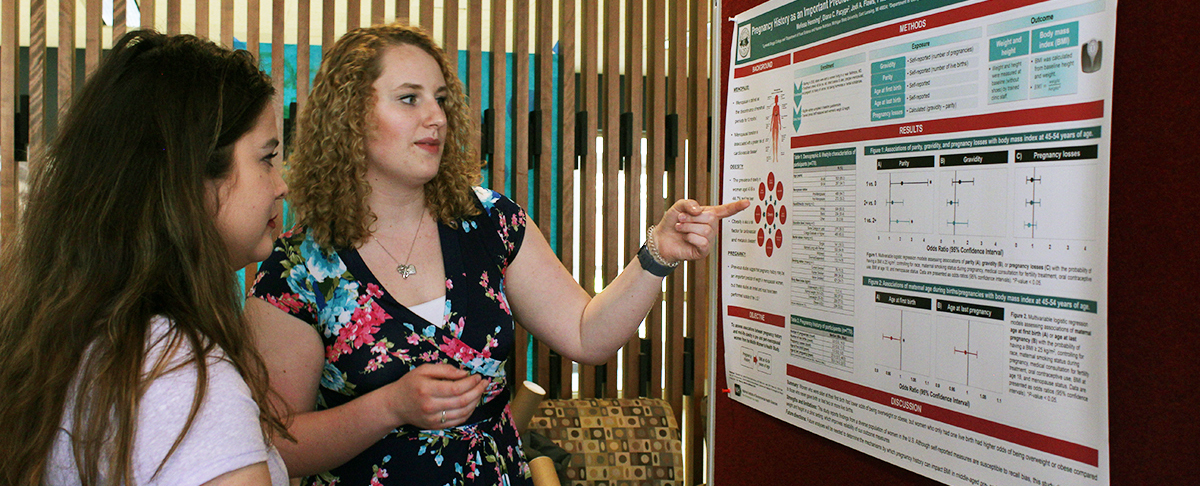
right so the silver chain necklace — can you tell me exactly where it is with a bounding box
[377,215,424,279]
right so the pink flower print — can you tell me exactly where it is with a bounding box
[369,467,389,486]
[485,287,511,315]
[419,350,440,362]
[438,337,480,363]
[264,293,306,314]
[341,315,380,349]
[479,271,490,288]
[365,283,384,299]
[481,336,499,357]
[445,278,454,290]
[326,340,353,362]
[407,333,421,345]
[450,317,466,338]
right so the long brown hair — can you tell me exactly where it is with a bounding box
[0,30,287,485]
[287,22,481,250]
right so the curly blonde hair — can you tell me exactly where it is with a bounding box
[288,23,481,250]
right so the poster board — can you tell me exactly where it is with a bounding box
[711,0,1200,484]
[716,0,1119,484]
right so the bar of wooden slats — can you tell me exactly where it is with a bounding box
[466,0,481,162]
[532,0,554,392]
[166,0,180,34]
[396,0,410,24]
[488,0,505,193]
[420,0,434,34]
[576,0,599,399]
[247,0,259,64]
[621,0,645,399]
[113,0,125,43]
[243,0,262,291]
[644,0,666,400]
[297,0,311,115]
[552,0,575,399]
[441,0,456,73]
[347,0,360,32]
[195,0,210,38]
[142,0,155,31]
[322,0,335,48]
[665,0,689,424]
[371,0,385,25]
[86,0,101,78]
[600,0,621,399]
[195,0,209,38]
[511,0,530,386]
[58,0,75,117]
[28,0,45,166]
[687,0,710,480]
[220,0,233,47]
[271,0,285,243]
[272,0,285,152]
[1,0,17,237]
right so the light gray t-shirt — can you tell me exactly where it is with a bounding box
[47,316,288,485]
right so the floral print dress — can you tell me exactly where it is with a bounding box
[252,187,533,486]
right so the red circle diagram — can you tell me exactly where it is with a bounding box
[765,238,775,257]
[779,205,788,224]
[766,204,775,225]
[758,182,767,200]
[775,229,783,248]
[775,181,784,200]
[754,205,762,224]
[757,228,765,246]
[767,172,776,191]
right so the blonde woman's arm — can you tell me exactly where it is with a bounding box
[247,299,486,477]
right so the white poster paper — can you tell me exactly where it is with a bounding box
[721,1,1114,484]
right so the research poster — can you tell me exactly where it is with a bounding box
[720,1,1114,485]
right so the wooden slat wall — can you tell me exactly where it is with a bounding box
[510,0,530,388]
[86,0,101,76]
[396,0,410,23]
[220,0,233,46]
[600,0,620,400]
[467,0,482,162]
[420,0,434,33]
[113,0,126,42]
[143,0,156,31]
[1,0,16,238]
[667,0,688,423]
[533,0,555,393]
[371,0,384,25]
[297,0,311,114]
[56,0,72,121]
[645,0,668,402]
[196,0,209,37]
[441,0,456,72]
[553,0,575,399]
[28,0,45,167]
[4,0,714,480]
[621,0,645,401]
[686,0,711,480]
[576,0,597,400]
[488,0,505,191]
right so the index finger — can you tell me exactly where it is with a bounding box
[710,199,752,218]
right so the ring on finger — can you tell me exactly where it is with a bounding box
[440,410,446,424]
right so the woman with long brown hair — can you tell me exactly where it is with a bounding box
[249,22,747,485]
[0,30,290,485]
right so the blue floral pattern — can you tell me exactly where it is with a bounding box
[253,188,532,485]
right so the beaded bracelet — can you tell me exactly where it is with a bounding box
[646,225,679,268]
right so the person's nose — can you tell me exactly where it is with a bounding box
[426,101,447,129]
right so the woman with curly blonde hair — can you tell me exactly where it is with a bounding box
[248,22,747,485]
